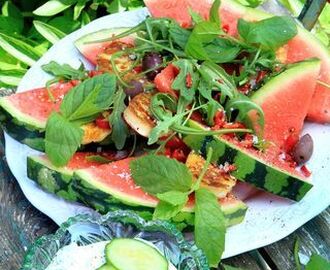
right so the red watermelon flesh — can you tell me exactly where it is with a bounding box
[251,59,321,150]
[2,81,74,127]
[145,0,330,123]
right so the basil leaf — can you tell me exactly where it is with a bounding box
[305,254,330,270]
[109,88,129,150]
[42,61,87,80]
[130,155,193,194]
[195,188,226,267]
[209,0,221,26]
[45,112,83,166]
[238,16,297,50]
[204,38,242,63]
[156,191,189,206]
[168,23,191,49]
[153,201,185,220]
[60,73,116,121]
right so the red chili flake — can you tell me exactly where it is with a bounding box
[301,165,312,177]
[186,73,192,88]
[222,24,230,33]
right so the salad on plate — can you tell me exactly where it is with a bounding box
[1,0,330,267]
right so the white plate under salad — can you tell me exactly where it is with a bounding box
[4,8,330,258]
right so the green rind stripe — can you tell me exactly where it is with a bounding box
[27,156,78,201]
[184,130,313,201]
[0,106,45,151]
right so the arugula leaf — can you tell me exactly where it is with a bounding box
[42,61,87,80]
[238,16,297,50]
[109,88,129,150]
[305,254,330,270]
[156,190,189,206]
[194,188,226,267]
[45,112,83,166]
[130,155,193,194]
[189,9,204,24]
[172,59,199,102]
[168,22,191,49]
[225,93,264,135]
[153,201,185,220]
[60,73,116,122]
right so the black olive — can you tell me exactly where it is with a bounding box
[292,134,313,165]
[142,52,163,80]
[124,80,144,98]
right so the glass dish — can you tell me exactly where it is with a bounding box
[21,210,209,270]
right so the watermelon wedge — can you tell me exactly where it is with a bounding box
[0,82,111,150]
[144,0,330,123]
[75,28,134,65]
[27,153,247,226]
[251,58,321,149]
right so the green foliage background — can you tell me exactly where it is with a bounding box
[0,0,328,88]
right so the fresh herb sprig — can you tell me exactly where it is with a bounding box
[130,148,226,267]
[45,73,116,166]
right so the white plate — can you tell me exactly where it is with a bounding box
[5,8,330,258]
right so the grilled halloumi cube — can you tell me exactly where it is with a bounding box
[123,92,155,137]
[81,122,111,145]
[186,152,236,198]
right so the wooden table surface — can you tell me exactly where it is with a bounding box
[0,126,329,270]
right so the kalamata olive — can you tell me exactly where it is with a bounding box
[142,52,163,80]
[292,134,313,165]
[124,80,144,98]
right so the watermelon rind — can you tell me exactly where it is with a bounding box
[184,123,313,201]
[27,155,78,201]
[27,154,247,227]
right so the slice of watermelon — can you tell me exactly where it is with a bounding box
[27,154,247,226]
[75,28,134,65]
[144,0,330,123]
[251,58,321,149]
[0,82,111,150]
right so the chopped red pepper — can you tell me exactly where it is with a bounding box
[133,65,142,73]
[171,149,187,163]
[95,116,111,129]
[165,136,187,149]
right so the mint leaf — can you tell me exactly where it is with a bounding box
[195,188,226,267]
[45,112,83,166]
[130,155,193,194]
[168,23,191,49]
[209,0,221,26]
[204,38,241,63]
[153,201,185,220]
[60,73,116,122]
[305,254,330,270]
[42,61,87,80]
[156,191,189,206]
[109,88,129,150]
[238,16,297,50]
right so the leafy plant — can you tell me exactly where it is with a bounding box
[0,0,145,88]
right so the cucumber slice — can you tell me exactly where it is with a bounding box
[105,238,168,270]
[96,263,118,270]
